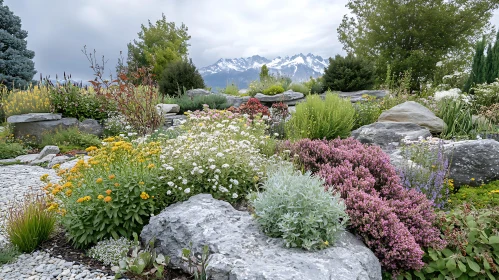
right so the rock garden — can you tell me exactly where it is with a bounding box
[1,65,499,280]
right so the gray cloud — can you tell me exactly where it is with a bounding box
[4,0,499,82]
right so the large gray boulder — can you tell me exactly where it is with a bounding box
[141,194,381,280]
[444,139,499,187]
[378,101,445,133]
[7,113,61,123]
[186,89,211,97]
[337,90,388,102]
[351,122,431,150]
[12,118,79,143]
[78,119,103,137]
[223,95,250,107]
[254,90,304,104]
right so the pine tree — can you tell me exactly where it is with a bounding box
[0,0,36,90]
[464,37,487,93]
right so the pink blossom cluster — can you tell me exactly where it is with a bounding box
[283,138,446,273]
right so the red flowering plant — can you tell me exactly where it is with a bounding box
[282,138,446,275]
[228,98,270,120]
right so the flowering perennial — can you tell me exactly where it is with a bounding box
[284,138,446,273]
[157,108,274,204]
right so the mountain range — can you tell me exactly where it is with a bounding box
[199,53,329,89]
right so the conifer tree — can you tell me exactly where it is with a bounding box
[0,0,36,90]
[464,37,487,93]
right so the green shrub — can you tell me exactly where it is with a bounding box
[323,54,374,92]
[164,94,229,113]
[304,77,324,94]
[448,181,499,209]
[49,83,111,121]
[250,163,348,250]
[5,193,57,253]
[45,139,163,248]
[437,97,484,140]
[221,83,239,96]
[352,96,382,129]
[0,142,26,159]
[39,127,102,153]
[0,244,20,264]
[289,83,309,94]
[158,59,205,97]
[248,76,292,96]
[405,205,499,280]
[285,91,355,140]
[262,84,285,96]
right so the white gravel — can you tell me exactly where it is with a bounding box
[0,164,116,279]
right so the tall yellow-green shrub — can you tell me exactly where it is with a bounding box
[2,86,51,117]
[285,91,355,140]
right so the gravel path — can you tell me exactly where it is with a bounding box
[0,164,115,280]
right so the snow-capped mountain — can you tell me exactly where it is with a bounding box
[200,53,329,89]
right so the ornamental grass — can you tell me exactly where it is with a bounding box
[5,192,56,253]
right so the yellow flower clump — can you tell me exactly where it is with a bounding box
[2,86,51,117]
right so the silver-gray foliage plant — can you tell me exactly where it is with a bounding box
[87,237,134,266]
[251,162,349,250]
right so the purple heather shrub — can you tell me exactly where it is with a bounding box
[282,138,446,274]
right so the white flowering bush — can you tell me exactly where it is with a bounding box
[434,88,462,101]
[87,237,134,266]
[103,112,135,137]
[250,162,349,251]
[473,79,499,108]
[156,107,275,205]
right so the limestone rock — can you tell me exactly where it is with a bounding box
[30,154,56,166]
[186,89,211,97]
[78,119,103,137]
[7,113,61,124]
[48,156,71,168]
[337,90,388,102]
[156,104,180,115]
[223,95,250,107]
[378,101,445,133]
[141,194,381,280]
[37,146,60,160]
[351,122,431,150]
[15,154,39,164]
[254,90,304,103]
[12,118,79,142]
[444,139,499,187]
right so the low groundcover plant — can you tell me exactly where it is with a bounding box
[251,162,349,250]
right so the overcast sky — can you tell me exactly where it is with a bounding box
[4,0,499,82]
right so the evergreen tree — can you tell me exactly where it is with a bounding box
[491,30,499,82]
[486,43,494,83]
[260,64,269,81]
[464,37,487,93]
[0,0,36,90]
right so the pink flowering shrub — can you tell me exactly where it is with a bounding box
[283,138,445,274]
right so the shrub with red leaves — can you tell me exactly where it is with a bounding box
[283,138,446,274]
[228,98,270,119]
